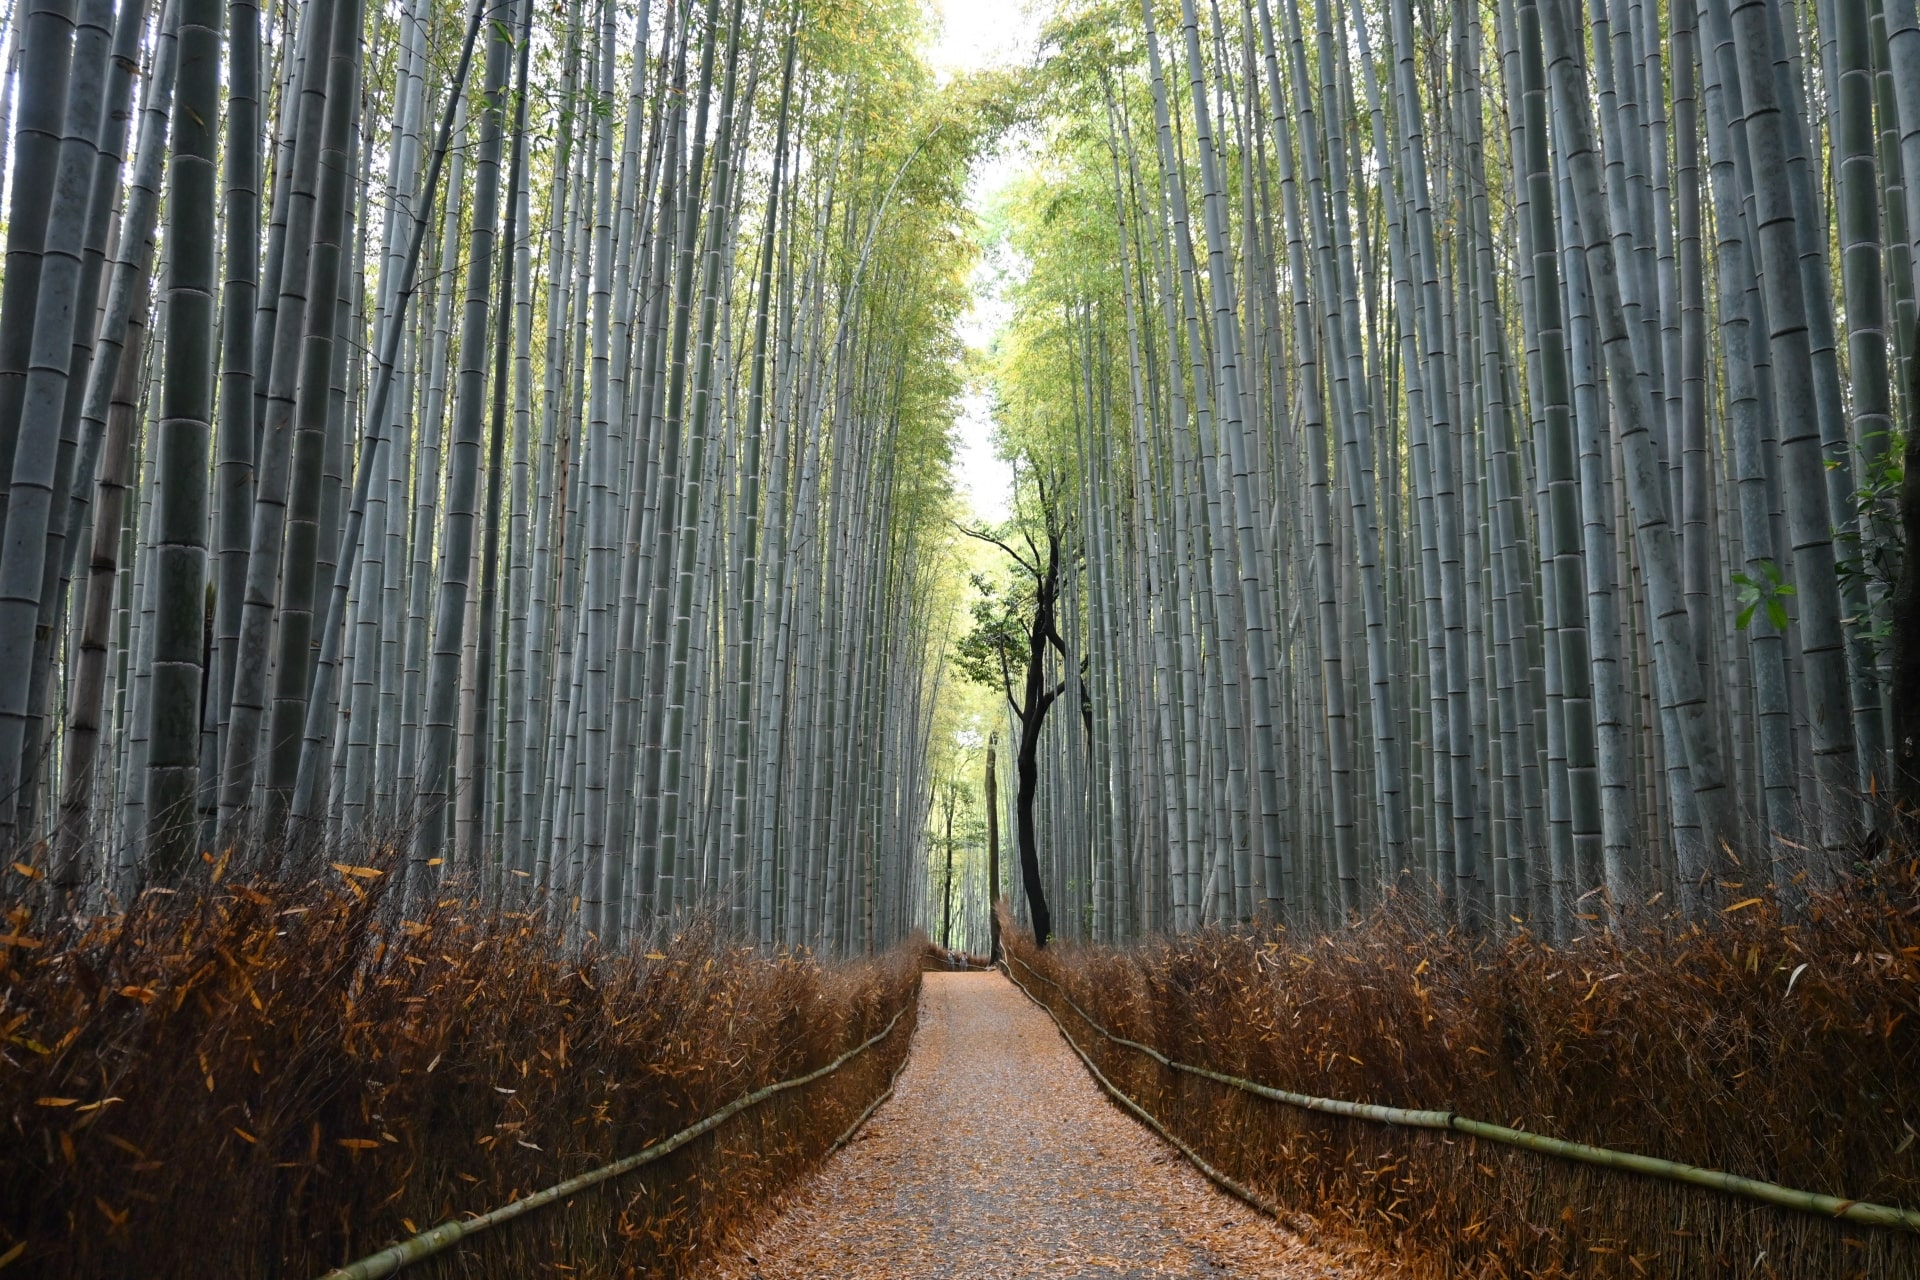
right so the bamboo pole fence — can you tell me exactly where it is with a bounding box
[316,997,917,1280]
[1002,954,1920,1235]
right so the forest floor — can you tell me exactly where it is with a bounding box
[698,970,1388,1279]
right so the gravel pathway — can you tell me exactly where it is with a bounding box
[700,970,1384,1279]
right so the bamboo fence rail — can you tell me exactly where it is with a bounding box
[315,997,916,1280]
[1002,954,1920,1234]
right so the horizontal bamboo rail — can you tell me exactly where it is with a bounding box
[1002,953,1920,1234]
[316,998,916,1280]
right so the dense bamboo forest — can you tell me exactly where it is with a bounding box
[0,0,1915,954]
[0,0,1910,962]
[4,0,1920,1271]
[0,0,999,954]
[948,0,1920,949]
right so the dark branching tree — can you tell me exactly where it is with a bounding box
[957,470,1078,948]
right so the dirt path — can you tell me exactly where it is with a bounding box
[700,970,1378,1279]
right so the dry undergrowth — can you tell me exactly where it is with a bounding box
[0,854,918,1278]
[1009,856,1920,1278]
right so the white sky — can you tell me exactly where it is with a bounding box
[928,0,1041,527]
[928,0,1041,82]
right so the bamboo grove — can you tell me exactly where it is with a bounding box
[0,0,986,953]
[975,0,1920,944]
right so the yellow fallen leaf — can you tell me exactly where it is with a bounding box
[330,864,384,879]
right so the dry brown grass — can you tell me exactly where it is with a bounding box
[0,855,918,1278]
[1007,857,1920,1278]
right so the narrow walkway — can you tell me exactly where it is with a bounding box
[701,970,1381,1279]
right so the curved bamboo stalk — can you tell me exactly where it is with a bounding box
[1006,953,1920,1234]
[315,996,916,1280]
